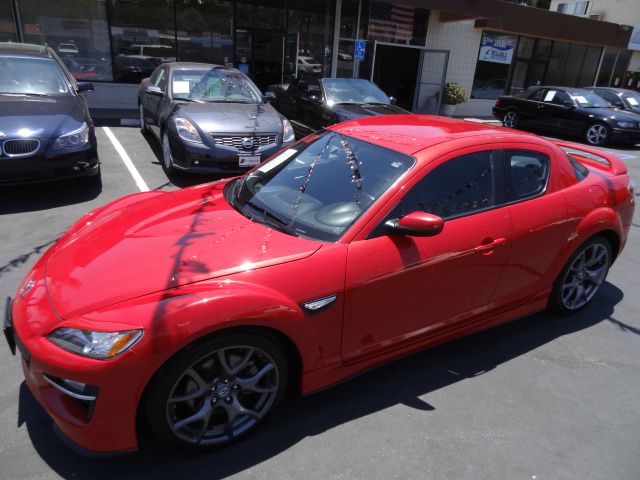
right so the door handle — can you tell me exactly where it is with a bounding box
[474,237,507,253]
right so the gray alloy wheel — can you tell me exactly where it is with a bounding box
[161,132,176,174]
[585,123,610,146]
[549,236,612,314]
[502,110,519,128]
[139,104,147,132]
[146,334,288,449]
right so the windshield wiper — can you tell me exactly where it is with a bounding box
[243,200,297,236]
[173,97,203,103]
[0,92,48,97]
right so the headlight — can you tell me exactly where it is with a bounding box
[616,121,637,128]
[282,119,295,143]
[175,117,203,143]
[48,328,143,360]
[53,122,89,149]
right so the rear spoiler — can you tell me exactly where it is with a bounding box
[553,141,627,176]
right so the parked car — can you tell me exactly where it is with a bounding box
[113,55,155,83]
[269,75,408,138]
[0,42,99,185]
[124,44,176,66]
[57,43,78,55]
[138,62,295,175]
[493,86,640,146]
[5,115,634,454]
[297,56,322,75]
[584,87,640,115]
[470,79,506,99]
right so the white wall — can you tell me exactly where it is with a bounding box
[425,11,492,117]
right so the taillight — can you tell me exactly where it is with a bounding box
[495,99,502,106]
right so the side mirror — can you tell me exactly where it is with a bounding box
[264,91,276,102]
[614,101,625,108]
[562,100,575,108]
[76,82,94,93]
[145,85,164,96]
[385,211,444,237]
[389,96,397,105]
[308,94,322,104]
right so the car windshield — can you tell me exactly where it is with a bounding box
[0,56,69,95]
[172,68,263,103]
[322,78,391,105]
[622,91,640,108]
[232,131,414,242]
[568,91,609,108]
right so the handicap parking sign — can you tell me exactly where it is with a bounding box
[354,40,366,61]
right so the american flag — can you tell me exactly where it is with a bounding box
[367,2,415,44]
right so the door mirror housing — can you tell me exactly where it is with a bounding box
[385,211,444,237]
[145,85,164,96]
[562,100,575,108]
[76,82,94,93]
[264,91,276,102]
[388,96,397,105]
[308,94,322,104]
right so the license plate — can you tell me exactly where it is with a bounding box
[238,155,261,167]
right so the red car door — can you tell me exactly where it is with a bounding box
[341,148,512,362]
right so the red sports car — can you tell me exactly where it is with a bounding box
[4,115,635,454]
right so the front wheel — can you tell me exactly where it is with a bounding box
[161,132,176,175]
[585,122,610,146]
[139,104,148,133]
[548,236,612,314]
[502,110,519,128]
[145,333,288,450]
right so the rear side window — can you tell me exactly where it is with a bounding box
[566,154,589,181]
[390,151,496,220]
[528,89,545,101]
[505,150,549,200]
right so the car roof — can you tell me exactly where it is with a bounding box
[0,42,50,57]
[328,115,540,156]
[164,62,245,74]
[586,86,634,94]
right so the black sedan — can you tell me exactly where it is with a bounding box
[0,42,99,186]
[268,75,409,138]
[584,87,640,115]
[492,86,640,146]
[138,63,295,175]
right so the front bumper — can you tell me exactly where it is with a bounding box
[0,144,99,186]
[610,127,640,145]
[5,277,148,454]
[168,131,293,175]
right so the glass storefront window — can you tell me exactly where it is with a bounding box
[577,47,601,87]
[470,32,517,100]
[175,1,233,66]
[596,49,617,86]
[288,0,335,79]
[516,37,534,59]
[109,0,176,83]
[544,41,570,86]
[19,0,112,81]
[0,0,17,42]
[564,44,586,86]
[236,0,286,31]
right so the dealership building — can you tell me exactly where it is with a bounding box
[1,0,639,118]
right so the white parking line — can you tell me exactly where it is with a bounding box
[102,126,150,192]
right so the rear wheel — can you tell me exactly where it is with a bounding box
[585,122,610,146]
[145,333,288,450]
[139,104,147,133]
[548,236,612,314]
[502,110,519,128]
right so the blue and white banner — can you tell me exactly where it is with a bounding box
[478,33,517,65]
[628,26,640,51]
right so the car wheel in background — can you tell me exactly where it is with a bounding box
[502,110,519,128]
[585,123,610,146]
[548,236,612,314]
[145,333,288,450]
[161,132,177,175]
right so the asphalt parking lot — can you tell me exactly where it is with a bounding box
[0,123,639,480]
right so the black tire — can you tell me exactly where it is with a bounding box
[161,131,177,175]
[139,104,148,133]
[548,236,612,314]
[584,122,610,146]
[145,333,288,450]
[89,164,102,189]
[502,110,519,128]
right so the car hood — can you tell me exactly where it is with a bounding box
[45,181,321,318]
[0,95,84,139]
[332,103,409,120]
[582,106,640,121]
[176,101,284,134]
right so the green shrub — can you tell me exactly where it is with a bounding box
[443,82,467,105]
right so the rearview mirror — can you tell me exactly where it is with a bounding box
[76,82,94,93]
[385,211,444,237]
[145,85,164,96]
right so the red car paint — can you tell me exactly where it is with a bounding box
[9,115,634,453]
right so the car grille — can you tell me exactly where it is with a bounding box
[3,139,40,157]
[212,135,277,150]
